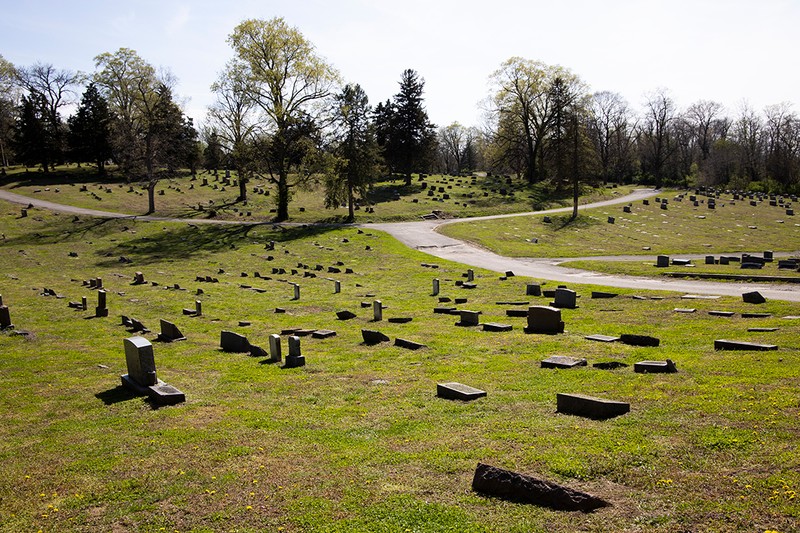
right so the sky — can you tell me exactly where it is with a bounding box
[2,0,799,129]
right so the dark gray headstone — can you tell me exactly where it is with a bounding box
[708,310,735,317]
[312,329,336,339]
[525,306,564,334]
[455,310,480,327]
[541,356,587,369]
[552,288,577,309]
[123,336,157,386]
[394,338,426,350]
[714,339,777,351]
[655,255,669,267]
[591,291,617,299]
[634,359,678,373]
[620,334,660,347]
[437,382,486,401]
[336,310,357,320]
[0,305,13,329]
[471,463,609,512]
[742,291,766,304]
[526,283,541,296]
[284,335,305,367]
[220,330,250,353]
[362,329,390,345]
[158,319,186,342]
[556,393,630,419]
[482,322,512,332]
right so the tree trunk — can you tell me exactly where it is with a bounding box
[276,171,289,221]
[404,173,412,186]
[147,180,156,214]
[347,181,355,222]
[238,169,247,202]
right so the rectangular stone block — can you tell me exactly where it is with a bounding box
[437,382,487,401]
[714,339,778,351]
[220,330,250,353]
[525,305,564,334]
[556,393,630,420]
[482,322,512,332]
[634,359,678,373]
[541,356,587,369]
[124,336,157,386]
[585,334,619,343]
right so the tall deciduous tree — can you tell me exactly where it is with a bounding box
[378,69,436,185]
[326,83,381,221]
[587,91,637,182]
[226,17,339,221]
[68,82,113,173]
[0,54,18,169]
[638,89,678,186]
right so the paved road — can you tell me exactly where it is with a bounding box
[3,188,799,302]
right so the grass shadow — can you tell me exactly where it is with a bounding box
[95,385,138,405]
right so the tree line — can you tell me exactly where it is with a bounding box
[1,18,798,220]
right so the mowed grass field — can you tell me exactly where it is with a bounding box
[439,191,800,258]
[0,165,635,223]
[0,197,798,531]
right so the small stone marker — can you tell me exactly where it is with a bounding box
[708,310,735,317]
[284,336,305,368]
[619,334,660,347]
[81,296,88,311]
[336,310,356,320]
[292,283,300,300]
[525,306,564,334]
[394,338,426,350]
[747,327,778,332]
[362,329,390,345]
[556,393,630,420]
[0,305,13,329]
[132,272,145,285]
[634,359,677,373]
[121,336,185,405]
[373,300,383,321]
[268,334,282,363]
[471,463,609,512]
[585,334,619,343]
[456,310,480,327]
[526,283,541,296]
[311,329,336,339]
[482,322,512,332]
[714,339,778,351]
[333,280,341,294]
[157,319,186,342]
[742,291,766,304]
[432,278,440,296]
[552,288,577,309]
[591,291,617,299]
[466,269,474,282]
[674,308,696,313]
[541,356,587,369]
[194,300,202,316]
[742,312,772,318]
[95,290,109,317]
[437,382,486,401]
[656,255,670,267]
[220,331,250,353]
[95,277,103,290]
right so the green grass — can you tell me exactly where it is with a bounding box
[560,258,800,281]
[0,199,799,531]
[1,164,635,223]
[439,192,800,257]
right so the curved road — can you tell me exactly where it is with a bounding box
[2,188,799,302]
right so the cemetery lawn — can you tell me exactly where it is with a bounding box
[438,191,800,258]
[0,204,799,532]
[0,164,635,222]
[560,259,800,281]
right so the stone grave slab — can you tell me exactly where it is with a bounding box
[506,309,528,317]
[455,310,481,327]
[121,336,185,405]
[437,382,487,401]
[742,291,766,304]
[556,393,630,420]
[593,361,629,370]
[674,308,696,313]
[709,311,735,317]
[388,317,413,323]
[634,359,678,373]
[362,329,390,345]
[714,339,778,351]
[591,291,618,299]
[741,313,772,318]
[434,306,457,314]
[585,334,619,343]
[220,331,250,353]
[311,329,336,339]
[471,463,609,511]
[482,322,513,332]
[336,310,357,320]
[394,338,426,350]
[747,327,778,332]
[157,319,186,342]
[525,306,564,334]
[681,294,720,300]
[541,356,587,369]
[619,334,660,347]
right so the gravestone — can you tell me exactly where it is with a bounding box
[556,393,629,420]
[394,338,426,350]
[121,336,185,405]
[362,329,390,345]
[585,334,619,342]
[432,278,440,296]
[157,319,186,342]
[482,322,512,332]
[284,336,305,368]
[220,331,250,353]
[437,382,486,401]
[95,277,103,290]
[705,256,715,265]
[541,356,587,369]
[373,300,383,321]
[714,339,777,351]
[336,310,357,320]
[620,334,660,347]
[81,296,87,311]
[607,216,615,224]
[634,359,678,373]
[656,255,670,267]
[742,291,766,304]
[132,272,145,285]
[526,283,541,296]
[0,305,12,329]
[95,290,109,317]
[525,306,564,334]
[552,288,577,309]
[456,310,480,327]
[268,334,282,363]
[467,269,474,282]
[623,205,631,213]
[333,280,341,294]
[292,283,300,300]
[194,300,202,316]
[471,463,609,512]
[708,310,735,317]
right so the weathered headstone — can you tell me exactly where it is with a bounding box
[120,338,185,406]
[591,291,618,299]
[456,310,480,327]
[362,329,390,345]
[482,322,512,332]
[394,338,426,350]
[372,300,383,321]
[541,356,587,369]
[292,283,300,300]
[220,330,250,353]
[556,393,630,419]
[634,359,677,373]
[742,291,766,304]
[95,290,109,317]
[336,310,357,320]
[437,382,486,401]
[714,339,777,351]
[268,334,282,363]
[655,255,670,267]
[552,288,577,309]
[284,336,305,368]
[526,283,541,296]
[132,272,145,285]
[157,319,186,342]
[466,269,474,282]
[471,463,609,512]
[525,306,564,334]
[0,305,12,329]
[333,280,341,294]
[432,278,440,296]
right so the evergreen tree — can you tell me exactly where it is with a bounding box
[14,91,58,171]
[68,82,113,173]
[203,130,225,174]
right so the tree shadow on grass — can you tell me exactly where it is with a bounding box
[95,385,138,405]
[1,217,127,247]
